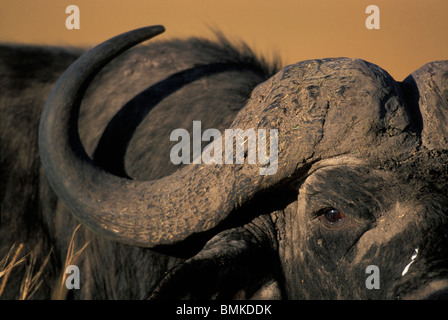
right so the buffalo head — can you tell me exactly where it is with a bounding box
[38,26,448,299]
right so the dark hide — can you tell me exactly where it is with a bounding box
[1,29,447,300]
[151,161,447,299]
[0,38,277,299]
[151,59,448,300]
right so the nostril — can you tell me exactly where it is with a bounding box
[402,279,448,300]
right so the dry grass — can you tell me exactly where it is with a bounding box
[0,241,52,299]
[18,242,53,300]
[0,224,90,300]
[52,224,90,300]
[0,243,26,296]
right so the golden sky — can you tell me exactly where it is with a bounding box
[0,0,447,80]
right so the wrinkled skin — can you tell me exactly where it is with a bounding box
[150,55,448,300]
[280,161,448,299]
[2,26,447,299]
[151,158,448,300]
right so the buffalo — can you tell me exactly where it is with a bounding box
[1,25,447,300]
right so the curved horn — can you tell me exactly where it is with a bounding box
[403,60,448,151]
[39,26,265,247]
[39,28,420,248]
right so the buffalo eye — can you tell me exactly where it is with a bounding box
[322,208,345,224]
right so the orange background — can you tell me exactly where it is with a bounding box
[0,0,447,80]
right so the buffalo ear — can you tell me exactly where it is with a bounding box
[403,61,448,151]
[148,226,282,300]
